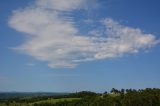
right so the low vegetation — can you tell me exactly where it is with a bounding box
[0,88,160,106]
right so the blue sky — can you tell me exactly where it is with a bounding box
[0,0,160,92]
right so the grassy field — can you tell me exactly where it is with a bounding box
[0,98,81,106]
[1,89,160,106]
[32,98,80,104]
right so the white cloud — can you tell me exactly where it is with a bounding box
[36,0,85,11]
[9,0,159,68]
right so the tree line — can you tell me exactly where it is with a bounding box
[34,88,160,106]
[0,88,160,106]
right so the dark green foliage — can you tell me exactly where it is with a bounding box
[70,91,97,98]
[0,88,160,106]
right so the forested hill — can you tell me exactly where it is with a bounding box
[0,88,160,106]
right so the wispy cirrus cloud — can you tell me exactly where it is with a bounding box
[9,0,159,68]
[27,63,35,67]
[36,0,86,11]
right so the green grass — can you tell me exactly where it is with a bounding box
[0,98,81,106]
[31,98,81,105]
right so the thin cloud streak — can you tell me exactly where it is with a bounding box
[9,0,159,68]
[27,63,35,67]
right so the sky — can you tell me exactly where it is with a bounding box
[0,0,160,92]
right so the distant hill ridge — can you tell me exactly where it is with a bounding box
[0,92,69,99]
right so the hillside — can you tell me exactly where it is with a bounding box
[0,88,160,106]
